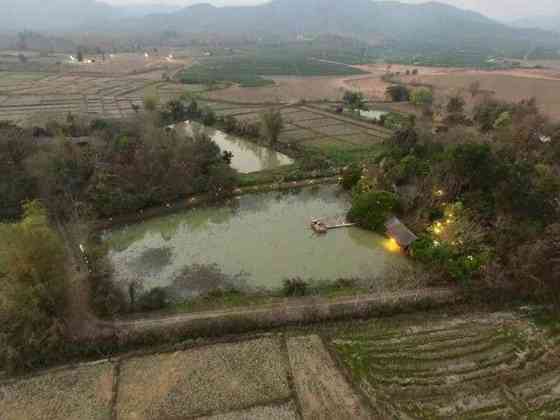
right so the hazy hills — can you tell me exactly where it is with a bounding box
[513,15,560,33]
[1,0,559,58]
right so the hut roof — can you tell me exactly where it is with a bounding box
[385,217,418,248]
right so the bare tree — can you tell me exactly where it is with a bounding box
[260,108,284,145]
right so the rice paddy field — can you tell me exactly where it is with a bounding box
[0,73,201,123]
[2,309,559,419]
[198,100,393,156]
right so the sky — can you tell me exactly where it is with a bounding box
[103,0,560,21]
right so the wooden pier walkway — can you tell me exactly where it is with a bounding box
[311,216,355,233]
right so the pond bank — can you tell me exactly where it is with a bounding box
[103,184,410,297]
[95,177,338,231]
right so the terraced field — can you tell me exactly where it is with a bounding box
[2,309,558,420]
[331,312,560,419]
[197,100,393,153]
[0,73,197,123]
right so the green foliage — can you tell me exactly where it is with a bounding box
[340,164,363,190]
[0,202,67,372]
[343,91,366,110]
[282,278,308,297]
[383,112,412,131]
[410,87,433,107]
[473,99,513,132]
[159,100,186,125]
[181,47,366,86]
[493,111,512,130]
[201,107,217,126]
[347,191,400,232]
[386,85,410,102]
[410,237,484,284]
[137,288,168,311]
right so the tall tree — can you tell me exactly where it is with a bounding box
[260,108,284,145]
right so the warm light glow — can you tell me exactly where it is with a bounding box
[384,238,401,253]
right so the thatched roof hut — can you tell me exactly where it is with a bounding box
[385,217,418,248]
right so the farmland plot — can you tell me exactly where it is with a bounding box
[332,312,560,419]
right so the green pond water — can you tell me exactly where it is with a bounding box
[104,185,408,298]
[180,121,294,173]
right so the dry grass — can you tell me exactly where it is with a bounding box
[0,362,114,420]
[197,401,298,420]
[287,335,371,419]
[115,337,291,419]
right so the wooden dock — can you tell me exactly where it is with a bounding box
[311,217,355,233]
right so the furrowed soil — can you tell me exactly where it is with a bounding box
[2,308,559,419]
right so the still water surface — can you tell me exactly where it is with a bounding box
[104,186,407,298]
[180,121,294,173]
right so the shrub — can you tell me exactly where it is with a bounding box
[143,96,159,112]
[201,107,217,126]
[347,191,400,232]
[282,278,308,297]
[137,288,168,311]
[343,90,366,109]
[386,85,410,102]
[0,202,67,372]
[410,87,433,107]
[340,164,362,190]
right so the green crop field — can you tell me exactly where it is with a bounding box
[181,46,367,87]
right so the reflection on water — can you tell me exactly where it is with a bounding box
[179,121,294,173]
[358,109,388,121]
[103,185,408,297]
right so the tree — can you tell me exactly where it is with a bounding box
[410,87,433,107]
[519,224,560,306]
[0,202,68,372]
[260,108,284,145]
[386,85,410,102]
[342,90,366,109]
[347,191,400,232]
[76,48,84,63]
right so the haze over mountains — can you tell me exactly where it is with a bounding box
[2,0,559,55]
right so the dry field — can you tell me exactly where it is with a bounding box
[198,99,393,152]
[205,74,377,104]
[2,309,559,420]
[407,71,560,120]
[0,74,198,123]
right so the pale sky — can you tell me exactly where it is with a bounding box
[104,0,560,21]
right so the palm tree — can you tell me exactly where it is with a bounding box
[260,108,284,145]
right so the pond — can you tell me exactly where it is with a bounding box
[356,109,388,122]
[179,121,294,174]
[103,185,409,299]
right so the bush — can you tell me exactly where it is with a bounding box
[340,164,362,190]
[347,191,400,232]
[0,202,67,373]
[282,278,308,297]
[137,288,168,311]
[386,85,410,102]
[410,87,433,107]
[343,90,366,109]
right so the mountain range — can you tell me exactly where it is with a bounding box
[512,15,560,33]
[1,0,559,57]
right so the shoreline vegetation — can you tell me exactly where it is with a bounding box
[2,83,560,375]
